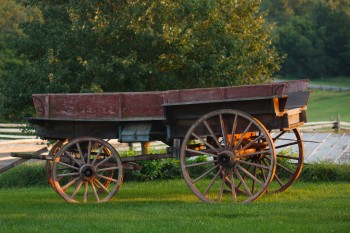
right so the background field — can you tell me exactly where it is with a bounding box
[277,78,350,122]
[0,180,349,233]
[307,90,350,122]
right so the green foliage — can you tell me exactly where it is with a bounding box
[0,0,281,121]
[262,0,350,79]
[0,0,40,121]
[125,159,181,181]
[300,162,350,182]
[0,162,48,188]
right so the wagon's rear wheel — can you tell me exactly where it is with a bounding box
[46,140,68,192]
[52,137,123,203]
[269,128,304,192]
[180,109,276,204]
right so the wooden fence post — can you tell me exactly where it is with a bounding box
[337,114,341,133]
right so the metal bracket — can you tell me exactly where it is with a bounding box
[172,139,181,158]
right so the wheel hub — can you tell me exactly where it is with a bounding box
[79,164,96,181]
[218,151,237,168]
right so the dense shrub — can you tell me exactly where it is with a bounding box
[1,160,349,188]
[300,162,350,182]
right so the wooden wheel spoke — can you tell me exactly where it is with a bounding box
[191,132,220,153]
[64,151,82,166]
[274,173,284,187]
[203,167,222,196]
[70,181,83,199]
[219,114,228,146]
[57,172,79,178]
[237,159,269,170]
[193,164,220,184]
[236,164,251,190]
[264,155,293,174]
[90,181,100,202]
[76,142,86,165]
[92,146,104,165]
[277,154,299,160]
[235,134,264,155]
[275,141,298,149]
[62,177,80,191]
[96,155,113,168]
[259,160,267,183]
[273,131,286,140]
[229,170,237,203]
[57,167,72,172]
[239,150,271,159]
[229,114,238,150]
[96,166,120,172]
[94,178,111,194]
[237,164,263,186]
[232,122,253,151]
[186,160,216,168]
[86,140,91,164]
[234,167,252,196]
[186,148,218,158]
[252,166,257,193]
[96,174,118,183]
[218,169,227,202]
[203,120,222,149]
[57,161,80,171]
[276,162,294,175]
[83,181,89,203]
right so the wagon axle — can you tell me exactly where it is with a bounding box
[218,151,238,168]
[79,165,96,181]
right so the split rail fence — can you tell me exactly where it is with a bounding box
[0,124,36,140]
[301,121,350,132]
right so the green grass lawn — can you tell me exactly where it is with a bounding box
[0,180,349,233]
[307,90,350,122]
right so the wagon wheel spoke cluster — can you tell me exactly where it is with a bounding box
[51,137,123,203]
[180,109,276,204]
[268,128,304,193]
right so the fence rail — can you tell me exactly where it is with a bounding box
[301,121,350,132]
[0,124,36,140]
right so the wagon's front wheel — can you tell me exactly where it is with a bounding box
[180,109,276,204]
[52,137,123,203]
[46,139,67,192]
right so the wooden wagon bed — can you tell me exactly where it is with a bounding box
[29,80,310,142]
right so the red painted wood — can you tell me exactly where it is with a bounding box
[32,80,309,120]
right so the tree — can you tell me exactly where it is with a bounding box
[2,0,281,121]
[0,0,39,120]
[262,0,350,79]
